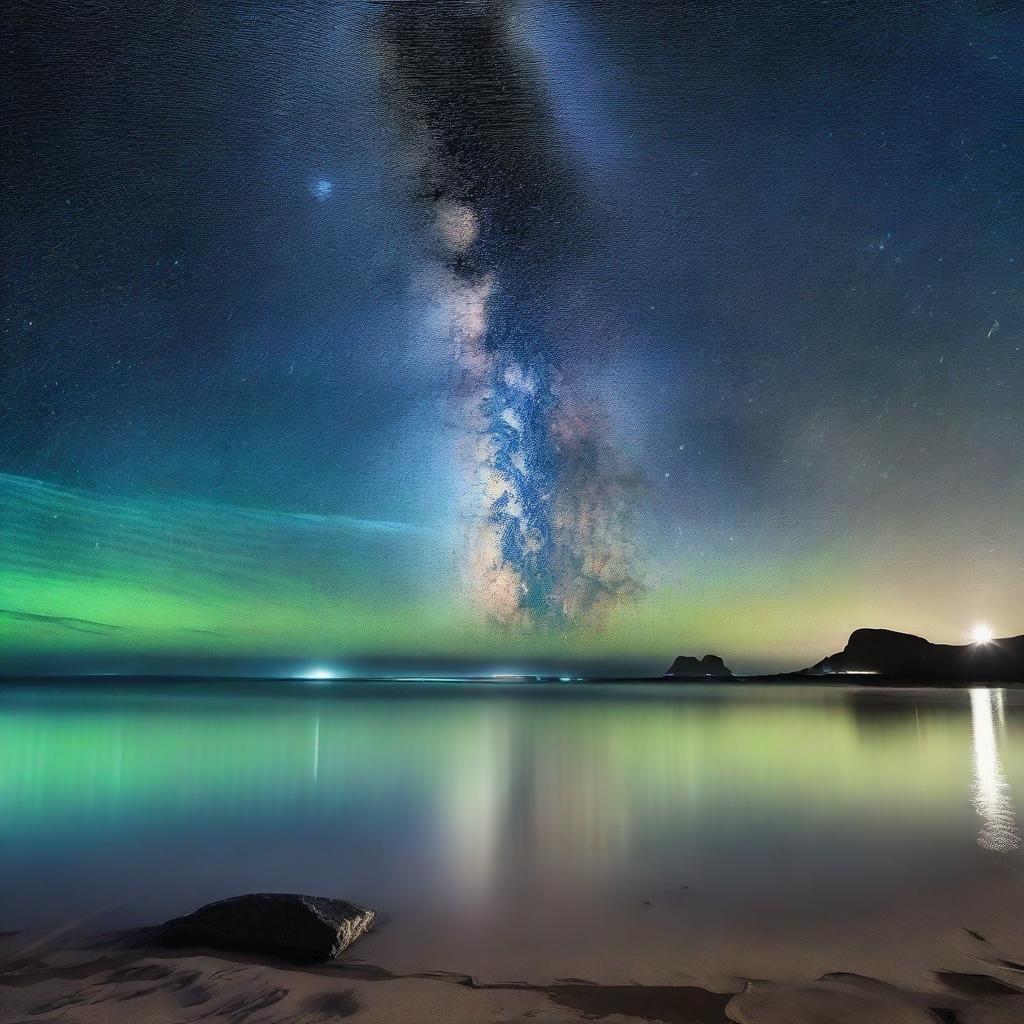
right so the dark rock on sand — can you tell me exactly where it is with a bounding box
[807,628,1024,682]
[158,893,375,963]
[665,654,733,679]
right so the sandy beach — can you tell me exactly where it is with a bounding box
[0,932,1017,1023]
[7,863,1024,1024]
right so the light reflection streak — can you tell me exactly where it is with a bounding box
[4,689,1021,937]
[441,713,510,907]
[312,713,320,785]
[969,688,1019,851]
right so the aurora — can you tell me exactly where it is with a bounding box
[3,0,1023,674]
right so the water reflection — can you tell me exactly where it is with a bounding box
[0,683,1020,939]
[969,687,1019,851]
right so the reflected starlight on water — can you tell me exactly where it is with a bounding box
[5,681,1024,966]
[969,688,1019,852]
[312,712,321,785]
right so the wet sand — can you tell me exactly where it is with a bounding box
[0,943,998,1024]
[7,875,1024,1024]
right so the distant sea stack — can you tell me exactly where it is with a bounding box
[809,628,1024,682]
[665,654,733,679]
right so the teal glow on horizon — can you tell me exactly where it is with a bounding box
[1,469,1020,675]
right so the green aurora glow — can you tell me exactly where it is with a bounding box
[2,470,1018,674]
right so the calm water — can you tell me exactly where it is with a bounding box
[2,682,1022,974]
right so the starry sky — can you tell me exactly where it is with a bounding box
[2,0,1023,675]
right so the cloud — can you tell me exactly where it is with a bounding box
[0,607,130,636]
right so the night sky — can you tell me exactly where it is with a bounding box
[3,0,1023,674]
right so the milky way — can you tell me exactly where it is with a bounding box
[375,3,639,627]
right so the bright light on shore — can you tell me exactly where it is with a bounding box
[970,623,995,645]
[304,666,336,681]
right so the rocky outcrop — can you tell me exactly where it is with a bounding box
[808,628,1024,682]
[158,893,375,962]
[665,654,733,679]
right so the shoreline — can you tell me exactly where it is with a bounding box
[2,917,1022,1024]
[2,673,1024,688]
[9,859,1024,1023]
